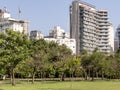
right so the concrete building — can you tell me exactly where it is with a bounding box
[0,8,29,34]
[114,38,119,51]
[44,38,76,54]
[30,30,44,39]
[30,26,76,54]
[108,23,114,52]
[70,0,114,55]
[45,26,76,54]
[117,24,120,49]
[49,26,69,39]
[114,28,119,51]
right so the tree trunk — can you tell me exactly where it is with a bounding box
[88,68,91,80]
[92,74,94,81]
[109,72,111,80]
[11,69,15,86]
[32,72,35,84]
[96,71,98,79]
[84,69,87,80]
[91,68,94,81]
[69,74,72,81]
[10,73,12,84]
[101,69,104,80]
[61,72,65,81]
[118,72,120,79]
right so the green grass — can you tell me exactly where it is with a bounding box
[0,80,120,90]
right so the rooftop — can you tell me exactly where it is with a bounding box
[73,0,95,8]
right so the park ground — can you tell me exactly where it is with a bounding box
[0,80,120,90]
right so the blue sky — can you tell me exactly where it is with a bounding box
[0,0,120,35]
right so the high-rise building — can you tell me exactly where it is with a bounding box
[117,24,120,49]
[114,27,119,51]
[70,0,114,55]
[0,8,29,34]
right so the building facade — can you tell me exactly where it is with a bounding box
[108,23,114,52]
[0,8,29,34]
[114,38,119,51]
[70,0,114,55]
[117,24,120,49]
[30,30,44,39]
[30,26,76,54]
[49,26,69,39]
[44,38,76,54]
[45,26,76,54]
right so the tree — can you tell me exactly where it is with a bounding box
[28,39,49,83]
[0,30,30,85]
[89,51,104,80]
[0,32,7,79]
[113,52,120,79]
[107,50,120,79]
[81,54,90,80]
[67,57,81,79]
[81,48,105,80]
[53,44,72,81]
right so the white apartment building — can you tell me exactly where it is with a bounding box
[46,26,76,54]
[30,30,44,39]
[44,38,76,54]
[30,26,76,54]
[0,8,29,34]
[49,26,69,39]
[97,11,114,54]
[108,23,114,52]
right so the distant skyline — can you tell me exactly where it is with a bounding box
[0,0,120,35]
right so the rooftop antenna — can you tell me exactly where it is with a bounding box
[3,0,7,12]
[3,6,7,12]
[18,7,21,20]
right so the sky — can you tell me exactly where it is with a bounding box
[0,0,120,35]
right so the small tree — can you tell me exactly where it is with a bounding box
[67,57,81,79]
[53,44,72,81]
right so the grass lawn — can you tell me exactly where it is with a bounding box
[0,80,120,90]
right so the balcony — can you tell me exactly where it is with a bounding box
[100,46,110,49]
[99,33,109,36]
[99,29,109,32]
[99,23,108,25]
[100,26,108,28]
[99,43,109,46]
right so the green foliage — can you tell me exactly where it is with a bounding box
[2,29,120,84]
[0,29,30,85]
[67,57,81,77]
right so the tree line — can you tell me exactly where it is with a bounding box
[0,30,120,85]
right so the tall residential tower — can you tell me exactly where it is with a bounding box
[70,0,114,55]
[117,25,120,49]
